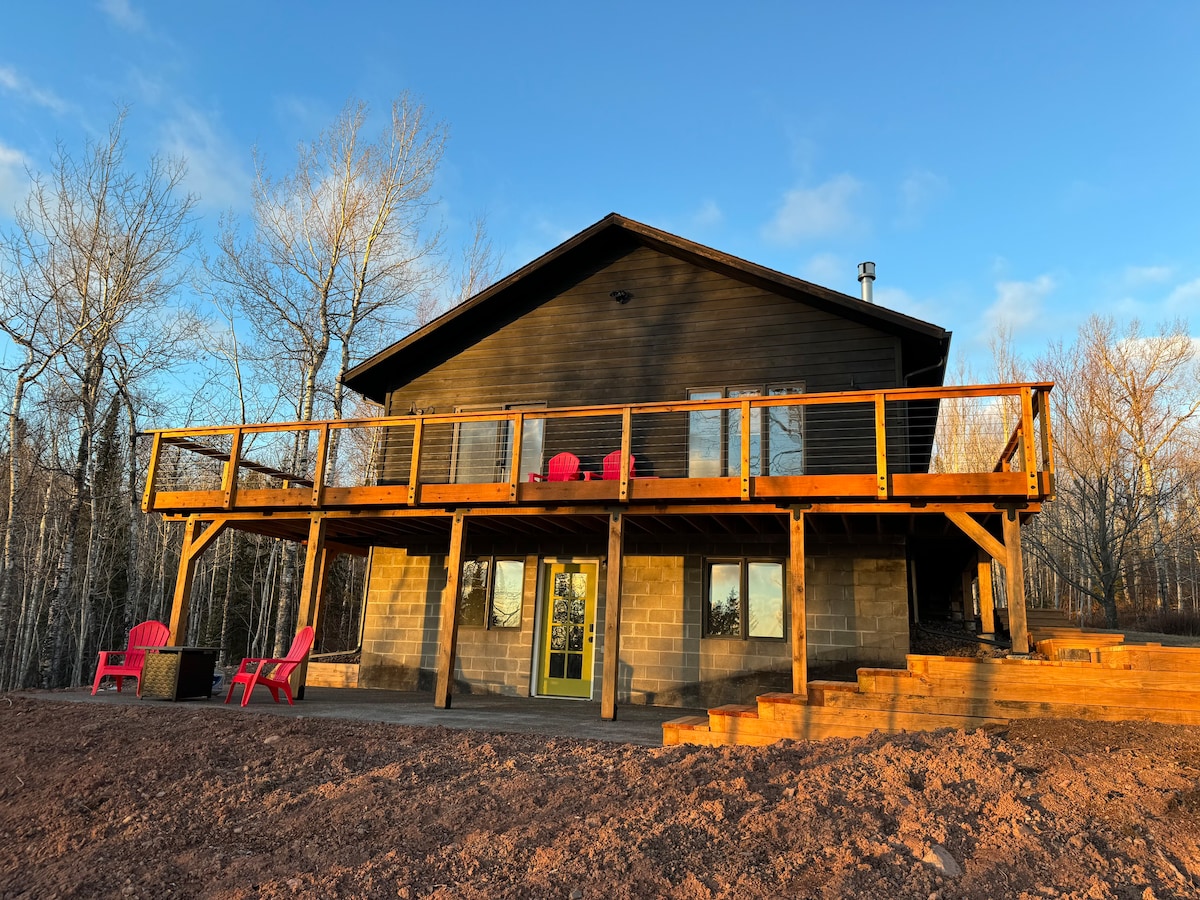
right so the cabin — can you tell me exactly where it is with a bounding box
[144,213,1063,741]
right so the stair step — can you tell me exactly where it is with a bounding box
[708,704,759,718]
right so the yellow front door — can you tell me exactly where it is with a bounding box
[537,561,598,698]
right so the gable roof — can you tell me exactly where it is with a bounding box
[342,213,952,403]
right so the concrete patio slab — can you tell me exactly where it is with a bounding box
[22,686,701,747]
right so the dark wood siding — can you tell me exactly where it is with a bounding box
[384,246,900,414]
[380,247,904,481]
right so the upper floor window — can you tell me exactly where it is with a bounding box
[687,385,804,478]
[452,403,545,484]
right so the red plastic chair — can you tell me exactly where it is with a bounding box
[528,452,592,482]
[601,451,637,480]
[224,627,315,707]
[91,620,170,696]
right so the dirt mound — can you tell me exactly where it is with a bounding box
[2,695,1199,898]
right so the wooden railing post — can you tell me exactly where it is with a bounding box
[508,412,524,501]
[310,423,330,508]
[619,407,632,502]
[141,432,163,513]
[1021,387,1039,498]
[1037,388,1056,497]
[222,427,243,510]
[740,398,752,500]
[874,394,889,499]
[407,419,423,505]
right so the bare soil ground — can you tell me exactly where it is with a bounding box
[4,696,1200,898]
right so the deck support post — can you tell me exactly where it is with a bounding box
[1003,510,1030,653]
[294,514,331,700]
[961,566,975,627]
[434,511,468,709]
[601,511,624,721]
[167,516,229,646]
[789,510,807,696]
[977,551,996,635]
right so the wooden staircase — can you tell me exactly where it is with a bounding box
[664,633,1200,747]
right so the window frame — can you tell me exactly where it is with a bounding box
[457,555,526,630]
[450,402,546,484]
[701,557,787,641]
[687,384,805,478]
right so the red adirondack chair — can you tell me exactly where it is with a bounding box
[528,452,592,482]
[601,451,637,480]
[91,620,170,696]
[224,626,315,707]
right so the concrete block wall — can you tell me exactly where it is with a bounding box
[451,556,539,696]
[616,538,910,707]
[806,538,909,667]
[360,535,909,705]
[361,548,541,695]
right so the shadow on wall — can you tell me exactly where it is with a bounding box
[621,668,793,709]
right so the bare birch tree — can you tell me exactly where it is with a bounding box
[209,93,447,653]
[1083,316,1199,609]
[2,111,197,686]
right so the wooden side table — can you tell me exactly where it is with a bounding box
[140,647,221,701]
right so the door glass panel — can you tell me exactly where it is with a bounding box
[768,387,804,475]
[748,561,785,638]
[707,562,742,636]
[728,388,762,477]
[688,390,722,477]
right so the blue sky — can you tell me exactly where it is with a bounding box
[1,2,1197,380]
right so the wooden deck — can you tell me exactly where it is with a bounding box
[142,382,1054,525]
[664,632,1200,746]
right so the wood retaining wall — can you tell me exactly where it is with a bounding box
[664,632,1200,747]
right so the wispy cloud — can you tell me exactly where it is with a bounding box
[763,174,863,244]
[1121,264,1174,288]
[0,141,31,214]
[0,65,67,113]
[98,0,148,33]
[874,286,944,325]
[799,252,845,286]
[896,170,948,228]
[1165,278,1200,314]
[984,275,1055,334]
[159,105,250,212]
[690,199,722,230]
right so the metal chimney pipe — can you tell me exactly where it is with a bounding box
[857,261,876,304]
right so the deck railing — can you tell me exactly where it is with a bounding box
[142,383,1054,514]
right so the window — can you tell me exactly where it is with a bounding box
[703,559,785,639]
[452,403,545,484]
[688,385,804,477]
[458,557,526,628]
